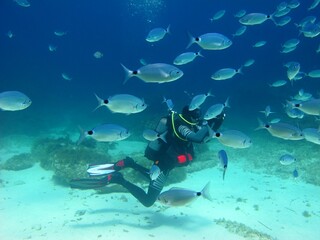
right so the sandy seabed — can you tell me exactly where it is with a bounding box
[1,138,320,240]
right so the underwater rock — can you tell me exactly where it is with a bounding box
[31,136,112,186]
[1,153,35,171]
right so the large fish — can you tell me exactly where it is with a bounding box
[257,119,304,140]
[121,63,183,84]
[291,98,320,116]
[77,124,130,145]
[94,93,147,114]
[0,91,32,111]
[187,32,232,50]
[214,130,252,149]
[158,182,212,206]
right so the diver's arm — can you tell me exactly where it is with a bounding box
[178,125,209,143]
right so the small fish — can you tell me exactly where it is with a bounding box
[6,30,14,38]
[280,46,297,54]
[61,73,72,81]
[94,93,147,114]
[0,91,32,111]
[189,91,213,110]
[243,59,255,67]
[187,32,232,50]
[282,38,300,48]
[173,51,203,65]
[270,118,281,123]
[218,150,228,180]
[308,0,320,10]
[234,9,247,18]
[239,13,274,25]
[259,105,274,117]
[149,164,161,181]
[121,63,183,84]
[307,69,320,78]
[214,130,252,149]
[204,98,230,120]
[93,51,103,59]
[276,16,292,27]
[293,168,299,179]
[269,80,287,87]
[284,61,300,81]
[146,25,170,42]
[48,44,57,52]
[279,154,296,165]
[288,0,300,9]
[163,97,174,111]
[253,40,267,48]
[210,10,226,22]
[77,124,130,145]
[14,0,30,7]
[211,67,242,80]
[143,129,167,143]
[54,31,67,37]
[232,25,247,37]
[158,182,212,206]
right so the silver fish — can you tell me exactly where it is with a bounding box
[204,98,230,120]
[94,93,147,114]
[187,32,232,50]
[239,13,273,25]
[210,10,226,22]
[173,51,203,65]
[257,119,304,140]
[253,40,267,48]
[158,182,212,206]
[14,0,30,7]
[302,128,320,145]
[146,25,170,42]
[211,67,242,80]
[214,130,252,149]
[143,129,167,143]
[307,69,320,78]
[279,154,296,165]
[284,61,300,81]
[269,80,287,87]
[0,91,32,111]
[291,98,320,116]
[232,25,247,37]
[276,16,292,27]
[77,124,130,145]
[121,63,183,84]
[163,97,174,111]
[149,164,161,181]
[218,150,228,180]
[189,91,213,110]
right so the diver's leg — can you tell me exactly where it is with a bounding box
[111,171,168,207]
[114,157,150,179]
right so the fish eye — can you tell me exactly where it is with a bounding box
[88,130,93,135]
[195,37,200,41]
[104,100,109,104]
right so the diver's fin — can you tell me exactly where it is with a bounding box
[87,163,115,177]
[70,177,109,189]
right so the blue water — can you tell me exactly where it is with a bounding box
[0,0,319,136]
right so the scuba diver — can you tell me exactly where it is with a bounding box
[70,106,225,207]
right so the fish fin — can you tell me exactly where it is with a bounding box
[186,32,195,49]
[196,51,204,58]
[77,126,86,145]
[201,181,212,201]
[121,63,134,84]
[224,97,230,108]
[93,93,104,112]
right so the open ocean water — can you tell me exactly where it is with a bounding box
[0,0,320,239]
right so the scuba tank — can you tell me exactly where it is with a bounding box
[144,115,170,161]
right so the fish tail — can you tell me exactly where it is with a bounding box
[255,118,265,131]
[121,63,134,84]
[93,93,104,111]
[166,24,171,34]
[159,131,168,143]
[186,32,195,49]
[77,126,86,145]
[201,181,212,201]
[224,97,230,108]
[197,51,204,58]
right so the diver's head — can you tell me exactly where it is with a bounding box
[181,105,202,124]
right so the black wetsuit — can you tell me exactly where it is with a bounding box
[110,113,224,207]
